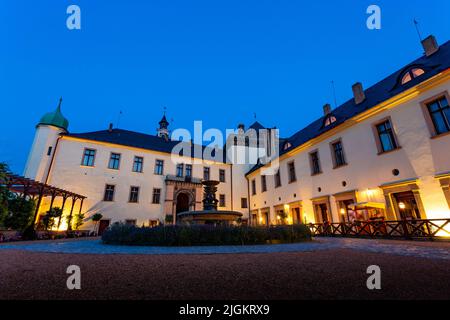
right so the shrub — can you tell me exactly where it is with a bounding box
[3,197,35,231]
[102,223,311,246]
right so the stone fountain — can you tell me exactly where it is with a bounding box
[177,180,243,225]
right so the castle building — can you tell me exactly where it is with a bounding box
[24,36,450,233]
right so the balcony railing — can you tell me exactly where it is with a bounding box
[309,218,450,240]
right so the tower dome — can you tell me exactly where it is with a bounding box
[38,97,69,131]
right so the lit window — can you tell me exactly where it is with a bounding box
[324,115,337,127]
[283,142,292,150]
[401,68,425,85]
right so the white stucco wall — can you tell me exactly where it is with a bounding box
[247,81,450,224]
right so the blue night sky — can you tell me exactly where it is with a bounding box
[1,0,449,173]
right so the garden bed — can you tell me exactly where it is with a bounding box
[101,223,312,246]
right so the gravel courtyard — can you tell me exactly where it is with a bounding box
[0,237,449,300]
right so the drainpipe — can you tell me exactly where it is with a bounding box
[44,135,62,185]
[246,175,251,225]
[230,165,233,211]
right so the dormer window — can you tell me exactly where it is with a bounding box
[283,141,292,150]
[401,68,425,85]
[324,115,337,127]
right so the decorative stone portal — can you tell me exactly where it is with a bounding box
[164,175,203,224]
[177,180,243,225]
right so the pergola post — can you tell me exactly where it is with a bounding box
[67,196,77,231]
[32,186,45,225]
[57,194,68,230]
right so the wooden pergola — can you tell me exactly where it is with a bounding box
[0,174,86,231]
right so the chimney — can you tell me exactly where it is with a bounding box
[323,103,331,116]
[108,123,113,132]
[352,82,366,105]
[421,35,439,57]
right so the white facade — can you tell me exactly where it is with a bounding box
[23,38,450,232]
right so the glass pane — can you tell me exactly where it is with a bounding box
[411,68,424,77]
[401,73,412,84]
[432,113,449,134]
[428,102,439,112]
[380,133,394,151]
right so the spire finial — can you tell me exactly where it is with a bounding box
[57,97,63,111]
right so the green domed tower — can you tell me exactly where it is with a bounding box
[37,97,69,131]
[24,98,70,181]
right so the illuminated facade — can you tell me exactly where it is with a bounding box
[24,36,450,232]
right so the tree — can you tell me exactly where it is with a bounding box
[41,207,63,231]
[0,163,10,228]
[91,213,103,235]
[4,197,35,231]
[72,212,85,230]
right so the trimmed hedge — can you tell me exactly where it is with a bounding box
[102,223,311,246]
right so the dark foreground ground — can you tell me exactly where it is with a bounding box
[0,246,449,300]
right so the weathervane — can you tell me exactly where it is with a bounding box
[414,18,423,42]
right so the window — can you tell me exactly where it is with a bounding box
[47,146,52,156]
[185,164,192,178]
[108,153,121,170]
[401,68,425,85]
[376,119,398,152]
[154,159,164,175]
[283,142,292,150]
[132,156,143,172]
[427,96,450,135]
[310,151,321,175]
[331,140,346,168]
[261,175,267,192]
[219,169,226,182]
[274,169,281,188]
[129,186,140,203]
[241,197,248,208]
[219,194,226,207]
[287,161,297,183]
[152,188,161,204]
[251,179,256,195]
[82,149,96,167]
[125,219,136,226]
[203,167,210,180]
[176,163,184,177]
[103,184,115,201]
[324,115,337,127]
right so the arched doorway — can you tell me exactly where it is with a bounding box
[176,192,190,215]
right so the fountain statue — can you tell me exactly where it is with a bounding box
[177,180,243,225]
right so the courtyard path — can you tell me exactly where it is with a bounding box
[0,237,449,299]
